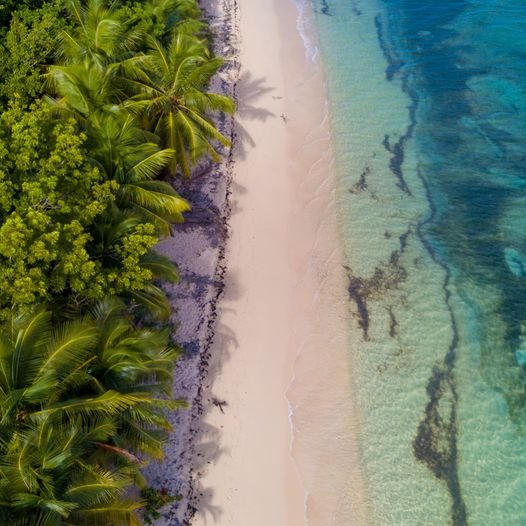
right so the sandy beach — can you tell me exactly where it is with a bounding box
[187,0,367,524]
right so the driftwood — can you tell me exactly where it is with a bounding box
[211,397,228,413]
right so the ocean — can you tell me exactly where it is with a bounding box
[305,0,526,523]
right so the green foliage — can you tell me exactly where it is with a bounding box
[0,4,66,105]
[87,113,191,233]
[57,0,143,66]
[0,102,114,314]
[0,102,185,316]
[0,0,235,521]
[123,30,235,176]
[47,4,194,230]
[0,0,46,29]
[0,304,182,524]
[47,0,234,178]
[119,0,202,41]
[141,486,181,524]
[0,309,139,524]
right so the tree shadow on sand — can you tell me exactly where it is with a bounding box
[228,180,247,221]
[234,71,276,161]
[146,70,275,526]
[145,316,238,526]
[186,318,239,524]
[237,71,275,121]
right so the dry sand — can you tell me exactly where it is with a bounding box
[189,0,368,525]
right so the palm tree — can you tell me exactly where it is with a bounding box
[46,60,122,123]
[58,0,142,67]
[90,112,191,233]
[129,0,202,40]
[0,307,182,523]
[46,0,150,121]
[89,298,183,458]
[0,310,140,524]
[90,207,180,318]
[46,70,191,233]
[124,31,235,176]
[48,1,233,179]
[0,418,143,525]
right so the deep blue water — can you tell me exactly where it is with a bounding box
[385,1,526,522]
[386,0,526,415]
[382,0,526,522]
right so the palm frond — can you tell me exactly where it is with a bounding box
[30,391,147,422]
[126,284,172,320]
[35,321,97,383]
[128,148,175,181]
[118,180,190,224]
[140,251,179,282]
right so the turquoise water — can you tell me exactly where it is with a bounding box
[309,0,526,523]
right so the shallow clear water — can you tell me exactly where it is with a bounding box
[309,0,526,523]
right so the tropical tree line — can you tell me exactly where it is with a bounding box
[0,0,234,523]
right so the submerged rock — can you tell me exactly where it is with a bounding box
[504,247,526,277]
[514,349,526,367]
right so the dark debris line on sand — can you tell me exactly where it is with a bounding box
[143,0,241,524]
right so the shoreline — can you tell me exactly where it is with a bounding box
[278,2,369,524]
[191,0,368,524]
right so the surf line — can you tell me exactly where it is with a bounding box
[374,11,468,525]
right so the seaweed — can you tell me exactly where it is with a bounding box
[349,166,370,193]
[345,249,408,340]
[388,305,398,337]
[320,0,331,16]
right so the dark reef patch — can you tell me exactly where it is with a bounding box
[349,166,370,193]
[388,306,398,337]
[413,359,466,525]
[413,367,456,478]
[383,134,413,196]
[412,170,468,524]
[347,272,370,340]
[374,14,405,82]
[375,13,419,197]
[345,248,408,340]
[320,0,331,16]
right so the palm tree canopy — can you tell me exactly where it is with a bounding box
[124,31,235,176]
[91,113,191,232]
[128,0,202,40]
[59,0,142,66]
[48,1,234,179]
[0,311,138,524]
[0,306,183,523]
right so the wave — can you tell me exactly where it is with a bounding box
[292,0,319,62]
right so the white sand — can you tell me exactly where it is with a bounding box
[191,0,368,524]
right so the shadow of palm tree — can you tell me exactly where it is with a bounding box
[233,71,276,160]
[237,71,276,121]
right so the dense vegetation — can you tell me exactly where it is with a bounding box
[0,0,234,523]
